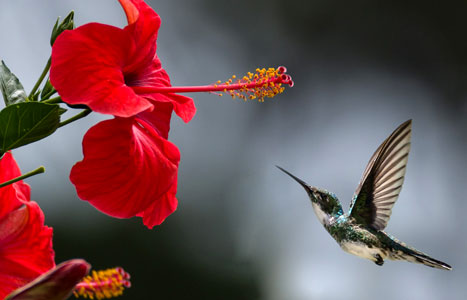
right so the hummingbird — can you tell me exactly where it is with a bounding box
[278,120,451,270]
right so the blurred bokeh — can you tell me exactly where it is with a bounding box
[1,0,466,299]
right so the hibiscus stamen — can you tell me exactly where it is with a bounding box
[73,267,131,299]
[132,66,294,102]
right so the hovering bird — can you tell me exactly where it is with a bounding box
[278,120,451,270]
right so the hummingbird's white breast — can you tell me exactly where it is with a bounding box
[340,241,387,262]
[311,202,330,226]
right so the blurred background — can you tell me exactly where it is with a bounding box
[1,0,466,299]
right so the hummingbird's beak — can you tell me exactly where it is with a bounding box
[276,166,313,194]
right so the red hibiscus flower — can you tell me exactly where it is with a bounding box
[50,0,192,229]
[50,0,196,121]
[0,152,55,298]
[50,0,293,228]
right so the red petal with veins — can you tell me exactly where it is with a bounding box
[0,202,55,299]
[136,102,173,139]
[0,153,54,298]
[121,0,161,69]
[137,173,178,228]
[50,23,152,117]
[0,153,30,220]
[70,111,180,228]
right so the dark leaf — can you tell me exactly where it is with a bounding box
[0,102,62,153]
[0,61,28,106]
[58,107,67,115]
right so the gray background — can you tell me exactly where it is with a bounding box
[0,0,466,299]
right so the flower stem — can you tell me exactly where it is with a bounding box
[131,67,293,102]
[132,81,275,94]
[42,96,62,104]
[29,57,51,100]
[58,109,92,128]
[41,88,57,100]
[0,166,45,188]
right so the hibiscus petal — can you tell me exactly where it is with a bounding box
[121,0,161,62]
[50,23,153,117]
[137,102,173,139]
[0,202,55,299]
[166,92,196,123]
[70,116,180,226]
[0,152,31,220]
[127,56,197,123]
[118,0,139,25]
[137,173,178,229]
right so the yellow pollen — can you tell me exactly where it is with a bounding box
[215,67,291,102]
[73,268,130,300]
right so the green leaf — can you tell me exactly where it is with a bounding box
[0,61,28,106]
[58,107,67,115]
[0,102,62,153]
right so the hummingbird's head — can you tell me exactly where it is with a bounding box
[277,166,344,226]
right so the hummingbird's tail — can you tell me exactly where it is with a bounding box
[398,249,452,270]
[385,234,452,270]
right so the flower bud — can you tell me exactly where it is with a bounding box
[6,259,90,300]
[50,11,75,46]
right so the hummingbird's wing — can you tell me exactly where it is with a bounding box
[348,120,412,231]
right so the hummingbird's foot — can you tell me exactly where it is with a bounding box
[374,254,384,266]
